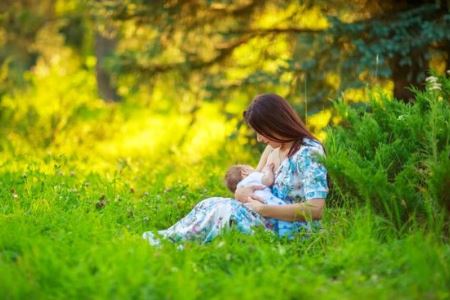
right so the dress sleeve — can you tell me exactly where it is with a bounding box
[296,145,329,200]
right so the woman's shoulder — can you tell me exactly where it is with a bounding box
[288,138,327,175]
[292,138,325,160]
[291,138,325,169]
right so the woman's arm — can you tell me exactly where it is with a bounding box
[261,199,325,221]
[245,198,325,221]
[235,145,273,203]
[235,185,265,203]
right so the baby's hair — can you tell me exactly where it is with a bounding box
[224,165,245,193]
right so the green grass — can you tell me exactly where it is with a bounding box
[1,159,448,299]
[1,75,449,299]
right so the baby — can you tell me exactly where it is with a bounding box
[225,159,294,234]
[225,163,285,206]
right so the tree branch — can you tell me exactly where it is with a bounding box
[130,35,254,76]
[224,28,324,35]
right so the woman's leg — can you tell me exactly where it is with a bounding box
[143,197,265,244]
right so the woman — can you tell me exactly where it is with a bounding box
[142,93,328,244]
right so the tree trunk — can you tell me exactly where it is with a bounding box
[380,0,433,102]
[95,30,120,102]
[446,41,450,72]
[389,48,428,103]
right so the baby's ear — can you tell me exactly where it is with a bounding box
[240,169,249,177]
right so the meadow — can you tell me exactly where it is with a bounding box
[1,69,449,299]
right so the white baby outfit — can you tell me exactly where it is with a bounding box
[237,171,292,232]
[237,172,285,205]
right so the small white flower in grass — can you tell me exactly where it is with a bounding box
[429,83,442,91]
[425,76,438,83]
[425,76,441,91]
[447,70,450,75]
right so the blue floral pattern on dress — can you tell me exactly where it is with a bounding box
[269,138,329,237]
[143,138,329,243]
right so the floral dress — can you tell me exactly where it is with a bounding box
[143,138,329,244]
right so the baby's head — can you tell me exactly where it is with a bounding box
[224,164,255,193]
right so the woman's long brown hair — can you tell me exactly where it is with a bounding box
[243,93,318,157]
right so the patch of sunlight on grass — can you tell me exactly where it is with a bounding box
[96,113,189,159]
[181,104,228,162]
[161,103,234,187]
[97,103,233,166]
[2,46,98,122]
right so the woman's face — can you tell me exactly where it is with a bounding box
[256,132,283,149]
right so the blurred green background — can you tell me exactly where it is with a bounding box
[1,0,449,156]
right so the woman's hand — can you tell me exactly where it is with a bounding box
[234,185,265,203]
[244,195,266,215]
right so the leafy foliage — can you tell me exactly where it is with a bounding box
[2,1,448,109]
[325,73,450,231]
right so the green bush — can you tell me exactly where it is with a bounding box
[324,73,450,232]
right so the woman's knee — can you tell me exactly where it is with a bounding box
[197,197,228,208]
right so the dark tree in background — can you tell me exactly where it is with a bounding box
[0,0,449,105]
[0,0,121,103]
[99,0,449,106]
[330,0,450,102]
[0,0,53,97]
[94,28,120,102]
